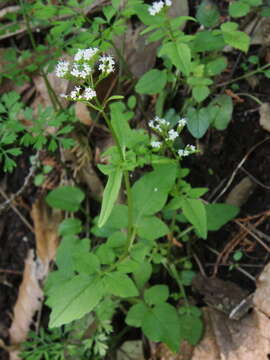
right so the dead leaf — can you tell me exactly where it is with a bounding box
[117,340,144,360]
[8,250,43,359]
[225,177,256,207]
[259,102,270,133]
[75,102,93,126]
[31,197,62,276]
[253,262,270,317]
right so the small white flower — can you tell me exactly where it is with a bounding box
[149,120,155,128]
[167,129,178,141]
[154,188,158,192]
[70,86,81,100]
[74,48,99,62]
[83,87,96,100]
[148,0,164,15]
[99,55,115,74]
[186,144,196,153]
[151,140,162,149]
[55,60,69,78]
[71,63,91,78]
[165,0,172,6]
[178,118,187,127]
[178,149,189,157]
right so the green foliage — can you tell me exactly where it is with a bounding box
[46,186,85,212]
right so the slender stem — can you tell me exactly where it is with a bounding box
[94,98,134,242]
[216,62,270,88]
[236,92,263,105]
[19,0,63,111]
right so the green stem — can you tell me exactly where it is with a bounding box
[168,264,189,307]
[216,62,270,88]
[235,92,263,105]
[19,0,63,112]
[95,98,134,242]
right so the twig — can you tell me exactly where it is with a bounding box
[213,136,270,202]
[240,166,270,190]
[235,219,270,253]
[0,269,22,275]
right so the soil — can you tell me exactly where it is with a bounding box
[1,1,270,360]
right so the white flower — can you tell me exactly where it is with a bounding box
[178,144,197,157]
[186,144,196,153]
[148,0,164,15]
[165,0,172,6]
[178,118,187,127]
[98,55,115,74]
[151,140,162,148]
[167,129,178,141]
[83,87,96,100]
[74,48,98,62]
[55,60,69,78]
[70,86,81,100]
[178,149,189,157]
[71,63,91,78]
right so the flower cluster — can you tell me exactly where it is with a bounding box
[55,47,115,102]
[178,144,196,157]
[61,86,96,101]
[149,116,196,157]
[148,0,172,16]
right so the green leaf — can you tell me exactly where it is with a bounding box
[206,56,228,76]
[179,314,203,345]
[46,186,85,212]
[107,231,127,248]
[73,253,101,275]
[196,0,220,27]
[187,107,210,138]
[58,218,82,236]
[135,69,167,95]
[47,274,104,328]
[208,94,233,130]
[181,198,207,239]
[193,31,225,52]
[142,303,181,352]
[159,42,191,76]
[245,0,262,5]
[192,85,210,102]
[126,302,149,327]
[98,168,123,228]
[96,244,116,264]
[133,262,152,289]
[104,272,139,297]
[206,203,239,231]
[229,1,250,17]
[221,22,250,52]
[136,215,169,241]
[144,285,169,305]
[132,163,177,219]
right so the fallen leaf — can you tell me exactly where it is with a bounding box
[225,177,256,207]
[8,250,43,359]
[75,102,93,126]
[259,102,270,133]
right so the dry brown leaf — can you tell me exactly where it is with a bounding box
[8,250,43,359]
[31,197,62,276]
[75,102,93,126]
[192,261,270,360]
[225,177,256,207]
[259,102,270,133]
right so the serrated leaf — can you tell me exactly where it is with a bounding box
[47,274,104,328]
[159,42,191,76]
[181,198,207,239]
[103,272,139,297]
[144,285,169,305]
[98,168,123,228]
[221,22,250,52]
[135,69,167,95]
[142,303,181,352]
[46,186,85,212]
[206,203,239,231]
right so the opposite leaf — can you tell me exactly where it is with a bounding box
[181,198,207,239]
